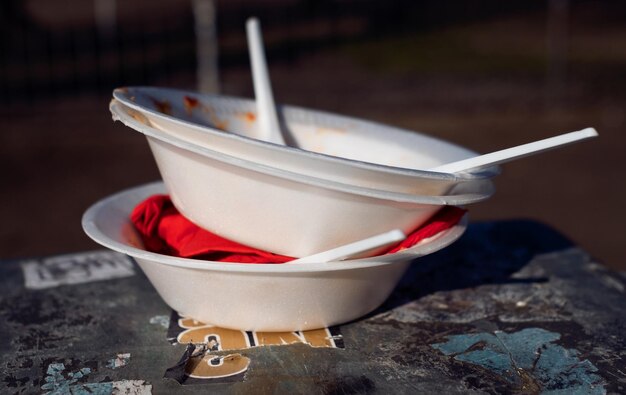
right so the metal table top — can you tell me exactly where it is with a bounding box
[1,220,625,394]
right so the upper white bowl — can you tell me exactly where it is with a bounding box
[111,99,491,257]
[82,182,468,331]
[113,86,498,196]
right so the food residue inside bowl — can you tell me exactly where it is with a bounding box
[183,95,200,115]
[150,97,172,115]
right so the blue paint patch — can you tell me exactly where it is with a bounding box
[432,327,606,395]
[106,353,131,369]
[41,362,113,395]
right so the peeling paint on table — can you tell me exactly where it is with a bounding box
[432,328,606,394]
[106,353,131,369]
[149,315,170,329]
[40,362,151,394]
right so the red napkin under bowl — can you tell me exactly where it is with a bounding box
[131,195,466,264]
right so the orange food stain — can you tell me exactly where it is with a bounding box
[183,95,199,115]
[128,109,149,125]
[150,97,172,115]
[316,127,347,135]
[214,120,229,130]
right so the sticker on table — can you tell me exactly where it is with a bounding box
[21,251,135,290]
[169,311,344,350]
[164,345,251,385]
[163,311,343,385]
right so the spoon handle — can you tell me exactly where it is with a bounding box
[287,229,406,264]
[246,17,285,145]
[430,127,598,174]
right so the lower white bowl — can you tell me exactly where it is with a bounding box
[82,182,467,332]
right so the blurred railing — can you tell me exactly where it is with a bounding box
[0,0,196,103]
[0,0,548,104]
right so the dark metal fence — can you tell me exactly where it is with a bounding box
[0,1,195,103]
[0,0,551,104]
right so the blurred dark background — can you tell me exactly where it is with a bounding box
[1,0,625,269]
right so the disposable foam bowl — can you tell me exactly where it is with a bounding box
[113,86,498,196]
[82,182,468,332]
[111,99,491,257]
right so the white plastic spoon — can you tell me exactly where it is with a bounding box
[430,127,598,174]
[245,17,285,145]
[287,229,406,264]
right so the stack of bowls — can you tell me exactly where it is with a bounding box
[109,87,496,256]
[82,86,498,331]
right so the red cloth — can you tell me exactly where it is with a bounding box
[131,195,466,263]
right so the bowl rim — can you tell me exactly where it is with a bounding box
[82,182,468,274]
[113,86,498,181]
[111,99,495,206]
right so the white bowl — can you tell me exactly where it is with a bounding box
[111,99,491,257]
[82,182,468,331]
[113,86,498,196]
